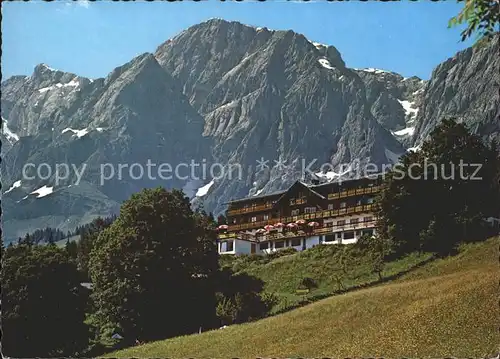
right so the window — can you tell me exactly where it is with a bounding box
[260,242,269,250]
[221,241,234,252]
[291,238,301,246]
[364,216,373,222]
[343,231,355,240]
[324,235,335,242]
[232,218,237,224]
[304,207,316,214]
[251,216,257,223]
[289,199,296,205]
[367,197,374,204]
[340,202,347,208]
[263,214,269,221]
[291,209,300,216]
[350,218,359,224]
[336,232,342,239]
[337,220,346,226]
[275,241,285,249]
[328,204,334,210]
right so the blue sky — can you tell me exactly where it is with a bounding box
[2,0,473,81]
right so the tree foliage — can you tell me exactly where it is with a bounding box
[88,188,218,343]
[21,226,66,244]
[1,244,90,357]
[449,0,500,41]
[215,268,277,326]
[75,216,116,280]
[378,119,500,256]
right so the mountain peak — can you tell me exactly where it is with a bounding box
[33,63,58,75]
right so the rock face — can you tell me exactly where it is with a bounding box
[412,35,500,147]
[154,19,405,212]
[354,69,426,147]
[1,19,498,242]
[1,54,210,241]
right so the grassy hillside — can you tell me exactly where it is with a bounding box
[109,237,499,358]
[222,244,434,313]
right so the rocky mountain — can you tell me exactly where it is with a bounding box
[1,19,498,242]
[411,35,500,148]
[354,69,426,147]
[1,53,211,240]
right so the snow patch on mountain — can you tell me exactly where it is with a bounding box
[62,127,89,138]
[355,68,391,74]
[407,144,422,153]
[315,165,352,181]
[30,185,54,198]
[38,78,80,93]
[318,58,335,70]
[412,88,425,95]
[217,100,239,110]
[398,99,418,119]
[2,118,20,143]
[392,126,415,137]
[183,179,204,198]
[4,180,22,194]
[254,189,264,196]
[196,180,215,197]
[309,40,327,50]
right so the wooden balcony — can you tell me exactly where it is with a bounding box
[217,232,237,239]
[290,198,307,205]
[327,186,380,200]
[225,204,376,232]
[217,219,377,241]
[227,203,273,216]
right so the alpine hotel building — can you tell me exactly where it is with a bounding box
[217,176,381,255]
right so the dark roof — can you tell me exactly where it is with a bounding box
[223,189,287,205]
[225,174,382,205]
[308,173,383,190]
[301,181,327,199]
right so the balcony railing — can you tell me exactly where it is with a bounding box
[217,232,237,239]
[217,220,377,241]
[225,204,376,232]
[327,186,380,200]
[290,198,307,205]
[227,186,380,216]
[227,203,273,216]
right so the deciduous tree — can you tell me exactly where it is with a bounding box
[1,244,89,357]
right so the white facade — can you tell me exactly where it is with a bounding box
[304,235,321,249]
[218,214,377,256]
[218,230,376,256]
[218,238,257,255]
